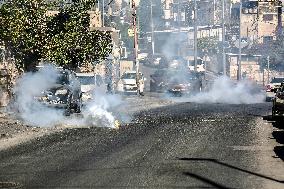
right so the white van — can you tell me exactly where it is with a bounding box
[116,71,145,95]
[76,73,104,100]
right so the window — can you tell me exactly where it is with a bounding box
[263,14,274,21]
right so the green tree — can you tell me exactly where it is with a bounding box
[0,0,47,71]
[44,1,112,69]
[0,0,112,71]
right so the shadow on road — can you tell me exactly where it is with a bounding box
[263,115,284,160]
[272,121,284,130]
[263,115,284,129]
[272,131,284,144]
[183,172,232,189]
[178,158,284,184]
[274,146,284,161]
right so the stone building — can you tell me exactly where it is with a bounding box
[231,0,282,44]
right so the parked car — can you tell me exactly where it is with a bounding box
[116,71,145,95]
[36,69,82,116]
[272,82,284,118]
[76,73,104,101]
[266,77,284,101]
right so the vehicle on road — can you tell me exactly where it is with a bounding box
[76,73,104,101]
[266,77,284,101]
[167,72,200,96]
[272,82,284,118]
[150,69,200,96]
[36,69,82,116]
[116,71,145,95]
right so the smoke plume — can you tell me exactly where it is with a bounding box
[189,76,265,104]
[12,65,122,128]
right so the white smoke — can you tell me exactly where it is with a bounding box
[13,65,64,127]
[12,65,123,128]
[83,90,123,128]
[189,76,265,104]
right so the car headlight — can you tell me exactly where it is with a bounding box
[55,89,68,95]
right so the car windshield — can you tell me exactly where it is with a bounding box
[121,73,137,79]
[271,78,284,83]
[77,76,95,85]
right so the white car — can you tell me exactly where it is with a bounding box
[76,73,104,101]
[116,71,145,95]
[266,77,284,101]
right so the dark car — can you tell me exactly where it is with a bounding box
[167,71,200,96]
[37,69,82,116]
[150,69,201,96]
[272,82,284,118]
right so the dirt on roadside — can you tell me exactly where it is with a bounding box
[0,108,55,151]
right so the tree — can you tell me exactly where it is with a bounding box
[44,1,112,69]
[0,0,47,71]
[0,0,112,71]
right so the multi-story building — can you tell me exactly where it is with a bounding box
[146,25,223,58]
[161,0,231,28]
[231,0,282,44]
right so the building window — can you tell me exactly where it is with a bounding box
[263,14,274,21]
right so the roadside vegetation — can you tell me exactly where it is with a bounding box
[0,0,112,72]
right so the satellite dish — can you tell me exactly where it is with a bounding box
[234,37,251,49]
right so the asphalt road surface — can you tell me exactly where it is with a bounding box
[0,97,284,189]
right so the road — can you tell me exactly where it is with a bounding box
[0,94,284,189]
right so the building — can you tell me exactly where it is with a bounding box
[231,0,282,44]
[146,25,223,58]
[227,53,262,82]
[161,0,232,28]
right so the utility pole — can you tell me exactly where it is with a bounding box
[131,0,140,96]
[237,1,242,80]
[150,0,155,55]
[102,0,105,27]
[178,0,181,29]
[194,0,198,72]
[213,0,216,24]
[177,0,181,56]
[267,56,270,84]
[222,0,226,76]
